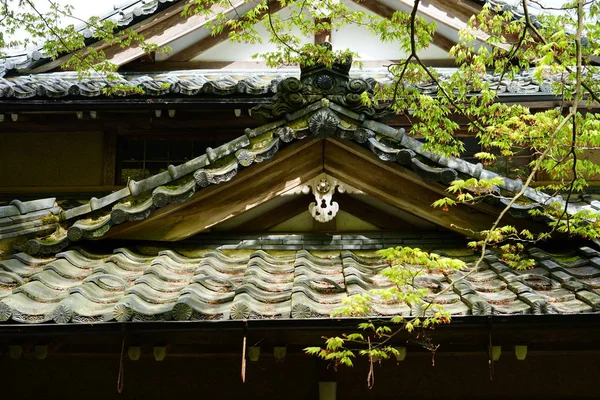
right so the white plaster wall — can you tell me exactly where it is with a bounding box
[331,1,449,60]
[156,1,260,61]
[191,7,313,62]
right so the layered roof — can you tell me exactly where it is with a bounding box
[3,65,597,255]
[1,0,600,328]
[4,64,600,325]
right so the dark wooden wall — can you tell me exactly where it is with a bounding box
[0,351,598,399]
[0,108,254,198]
[0,131,104,188]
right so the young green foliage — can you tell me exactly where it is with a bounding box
[2,0,600,386]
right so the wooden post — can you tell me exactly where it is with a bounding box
[315,18,332,45]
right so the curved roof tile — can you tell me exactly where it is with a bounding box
[1,68,595,99]
[1,246,599,324]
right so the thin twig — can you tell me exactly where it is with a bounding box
[266,0,303,55]
[523,0,600,105]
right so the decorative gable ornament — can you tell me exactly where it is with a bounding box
[309,108,340,138]
[252,42,390,120]
[285,173,364,223]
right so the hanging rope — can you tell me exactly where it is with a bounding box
[488,319,495,381]
[241,321,248,383]
[241,335,247,383]
[367,337,375,389]
[117,336,126,394]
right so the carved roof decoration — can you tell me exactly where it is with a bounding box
[284,173,364,223]
[0,0,179,77]
[1,243,600,324]
[0,68,593,99]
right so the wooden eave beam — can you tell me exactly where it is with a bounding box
[106,139,323,241]
[323,138,543,236]
[119,58,460,72]
[383,0,510,51]
[229,194,313,231]
[30,1,191,73]
[352,0,457,53]
[166,1,284,62]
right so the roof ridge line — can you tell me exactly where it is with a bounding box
[0,0,181,75]
[5,103,598,254]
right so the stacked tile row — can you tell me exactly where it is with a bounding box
[2,68,595,98]
[1,246,600,324]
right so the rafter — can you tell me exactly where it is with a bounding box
[166,1,284,62]
[352,0,458,52]
[30,1,192,73]
[106,139,323,241]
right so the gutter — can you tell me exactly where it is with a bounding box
[0,96,273,112]
[1,314,599,337]
[0,93,568,113]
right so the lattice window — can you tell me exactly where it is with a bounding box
[117,137,222,185]
[459,136,532,180]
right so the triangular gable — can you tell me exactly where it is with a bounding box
[2,61,571,256]
[210,183,438,232]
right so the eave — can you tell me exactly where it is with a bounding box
[2,314,600,353]
[2,67,597,113]
[0,93,570,113]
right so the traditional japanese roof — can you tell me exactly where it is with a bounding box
[1,56,599,329]
[1,68,592,100]
[1,61,597,254]
[1,240,599,325]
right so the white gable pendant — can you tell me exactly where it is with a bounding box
[284,173,363,223]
